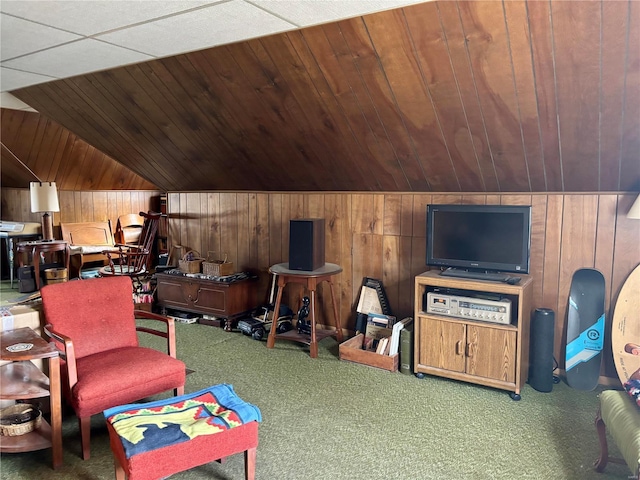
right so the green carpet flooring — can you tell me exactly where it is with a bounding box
[0,304,632,479]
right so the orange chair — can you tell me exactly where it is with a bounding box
[114,213,145,245]
[40,276,186,460]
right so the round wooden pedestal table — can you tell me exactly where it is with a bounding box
[266,263,343,358]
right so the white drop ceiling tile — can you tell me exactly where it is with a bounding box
[2,39,154,80]
[0,1,218,36]
[253,0,425,27]
[0,14,82,61]
[0,67,56,92]
[97,0,297,57]
[0,92,37,111]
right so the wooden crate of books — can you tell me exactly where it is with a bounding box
[339,334,398,372]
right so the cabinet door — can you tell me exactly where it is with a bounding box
[157,278,190,308]
[192,285,227,315]
[465,325,516,383]
[418,317,466,373]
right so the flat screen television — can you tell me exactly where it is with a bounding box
[426,204,531,276]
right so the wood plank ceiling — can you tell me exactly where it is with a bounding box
[1,109,158,190]
[6,0,640,193]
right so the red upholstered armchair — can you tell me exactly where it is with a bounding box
[40,276,186,460]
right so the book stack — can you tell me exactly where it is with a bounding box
[338,316,413,372]
[338,278,412,372]
[362,315,413,355]
[363,314,413,359]
[363,313,395,354]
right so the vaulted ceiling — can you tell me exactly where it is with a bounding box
[1,109,157,190]
[3,0,640,193]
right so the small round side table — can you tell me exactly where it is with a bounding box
[266,262,344,358]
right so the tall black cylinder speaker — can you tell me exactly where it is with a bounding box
[529,308,555,392]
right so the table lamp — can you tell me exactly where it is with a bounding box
[627,194,640,219]
[30,181,59,241]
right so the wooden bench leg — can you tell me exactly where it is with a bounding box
[594,406,630,473]
[594,408,608,472]
[115,460,126,480]
[245,447,256,480]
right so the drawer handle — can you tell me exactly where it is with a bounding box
[192,288,202,304]
[465,343,473,358]
[455,340,463,355]
[187,289,201,303]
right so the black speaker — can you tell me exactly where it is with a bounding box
[529,308,555,392]
[289,219,325,271]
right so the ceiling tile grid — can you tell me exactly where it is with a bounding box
[0,13,81,60]
[0,0,218,36]
[0,66,56,92]
[3,39,154,79]
[96,1,298,57]
[252,0,424,26]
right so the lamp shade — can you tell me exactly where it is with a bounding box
[628,194,640,219]
[30,182,60,213]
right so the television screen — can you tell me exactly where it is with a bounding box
[426,204,531,274]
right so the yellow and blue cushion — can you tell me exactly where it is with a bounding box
[104,384,261,459]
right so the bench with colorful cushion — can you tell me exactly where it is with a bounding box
[104,384,261,480]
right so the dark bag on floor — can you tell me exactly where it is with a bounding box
[18,266,36,293]
[18,263,63,293]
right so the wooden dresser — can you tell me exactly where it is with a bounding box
[155,272,257,329]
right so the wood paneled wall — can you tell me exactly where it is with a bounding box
[166,191,639,381]
[12,1,640,193]
[0,188,161,235]
[3,187,637,381]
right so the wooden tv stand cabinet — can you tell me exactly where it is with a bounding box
[155,272,257,330]
[414,271,533,400]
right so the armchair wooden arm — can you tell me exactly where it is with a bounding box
[43,323,79,390]
[134,310,178,358]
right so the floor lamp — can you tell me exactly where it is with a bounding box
[30,182,60,241]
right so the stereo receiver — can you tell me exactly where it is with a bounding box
[426,291,512,325]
